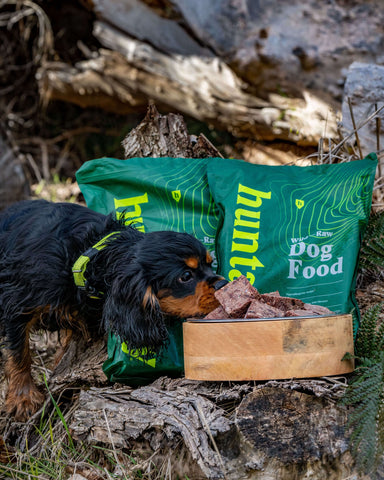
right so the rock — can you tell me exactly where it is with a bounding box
[101,0,384,110]
[341,62,384,158]
[226,0,384,104]
[92,0,212,56]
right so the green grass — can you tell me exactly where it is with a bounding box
[0,430,141,480]
[0,379,141,480]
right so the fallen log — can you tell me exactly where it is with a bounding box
[38,26,337,146]
[68,379,356,480]
[36,0,384,148]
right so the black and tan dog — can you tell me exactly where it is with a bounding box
[0,199,225,421]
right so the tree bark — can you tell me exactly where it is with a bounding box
[121,103,223,158]
[68,378,355,480]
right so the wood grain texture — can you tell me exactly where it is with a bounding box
[183,315,354,380]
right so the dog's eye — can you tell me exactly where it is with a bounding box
[179,270,193,283]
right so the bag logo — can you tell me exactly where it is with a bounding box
[228,183,271,285]
[114,193,149,232]
[295,199,305,209]
[172,190,181,202]
[121,343,157,368]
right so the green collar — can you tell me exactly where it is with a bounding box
[72,231,120,299]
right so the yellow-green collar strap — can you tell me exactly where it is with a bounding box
[72,231,120,298]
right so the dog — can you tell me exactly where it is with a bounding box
[0,199,226,421]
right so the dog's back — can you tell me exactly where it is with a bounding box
[0,199,119,254]
[0,200,121,316]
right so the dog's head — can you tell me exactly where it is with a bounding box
[102,231,226,352]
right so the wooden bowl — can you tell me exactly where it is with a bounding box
[183,314,354,381]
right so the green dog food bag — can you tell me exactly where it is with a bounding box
[207,154,377,328]
[76,156,220,265]
[102,321,184,386]
[76,156,220,385]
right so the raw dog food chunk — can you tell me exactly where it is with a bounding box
[245,300,284,319]
[204,305,227,319]
[303,303,333,315]
[260,293,304,311]
[207,275,334,319]
[214,275,258,317]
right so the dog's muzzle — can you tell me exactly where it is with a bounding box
[214,279,229,291]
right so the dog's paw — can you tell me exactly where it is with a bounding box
[6,384,45,422]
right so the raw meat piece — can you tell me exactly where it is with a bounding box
[204,305,227,319]
[260,294,305,312]
[204,275,335,319]
[303,303,333,315]
[264,291,280,296]
[285,309,316,317]
[245,300,284,319]
[214,275,258,317]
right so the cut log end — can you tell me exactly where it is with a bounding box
[122,104,223,159]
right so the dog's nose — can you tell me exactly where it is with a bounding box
[214,278,229,290]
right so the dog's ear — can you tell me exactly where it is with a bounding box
[102,269,168,352]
